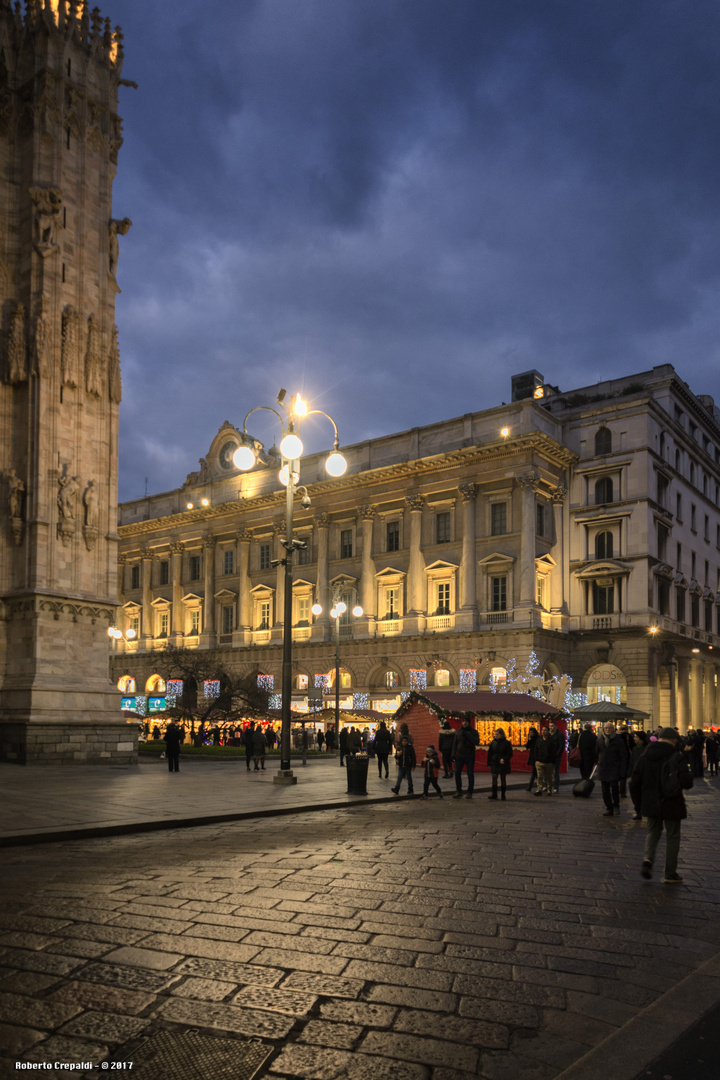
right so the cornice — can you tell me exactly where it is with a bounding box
[118,432,577,541]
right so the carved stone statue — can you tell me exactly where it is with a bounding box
[108,324,122,403]
[6,303,27,384]
[198,458,210,483]
[6,469,24,518]
[83,481,98,527]
[108,217,132,277]
[84,314,104,397]
[33,298,50,377]
[29,186,62,252]
[58,472,80,520]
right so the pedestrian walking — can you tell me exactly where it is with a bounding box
[524,726,539,792]
[422,745,443,799]
[547,720,563,793]
[252,724,267,770]
[534,726,555,795]
[617,723,633,797]
[339,726,349,765]
[451,717,479,799]
[397,722,414,747]
[242,722,254,771]
[316,728,325,752]
[164,720,181,773]
[705,730,718,776]
[438,719,454,778]
[374,721,393,779]
[578,723,597,780]
[487,727,513,800]
[392,735,416,795]
[629,731,649,819]
[595,722,629,817]
[630,727,693,883]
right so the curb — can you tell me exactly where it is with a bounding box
[552,950,720,1080]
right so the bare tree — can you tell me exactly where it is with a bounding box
[157,646,270,737]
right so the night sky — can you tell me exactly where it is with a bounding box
[104,1,720,502]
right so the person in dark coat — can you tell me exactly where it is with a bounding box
[421,745,443,799]
[705,731,718,776]
[252,724,267,770]
[524,726,539,792]
[451,717,480,799]
[374,721,393,779]
[578,723,598,781]
[630,727,692,883]
[438,720,455,778]
[164,720,181,773]
[242,722,255,771]
[339,726,349,766]
[487,727,513,801]
[617,723,633,796]
[534,726,554,795]
[547,721,563,793]
[686,728,705,778]
[595,722,629,816]
[629,731,649,819]
[316,728,325,752]
[392,736,416,795]
[324,726,335,752]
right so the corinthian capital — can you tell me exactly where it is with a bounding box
[515,470,541,492]
[405,495,424,512]
[458,483,478,502]
[313,513,330,529]
[357,504,376,521]
[551,483,568,504]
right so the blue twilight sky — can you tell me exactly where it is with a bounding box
[104,0,720,502]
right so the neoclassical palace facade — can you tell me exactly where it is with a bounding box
[113,364,720,732]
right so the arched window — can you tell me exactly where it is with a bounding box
[594,476,613,504]
[595,427,612,455]
[435,668,450,687]
[595,531,614,559]
[294,673,308,690]
[146,674,166,694]
[117,675,135,694]
[385,670,399,689]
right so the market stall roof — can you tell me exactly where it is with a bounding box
[571,701,650,720]
[395,690,566,722]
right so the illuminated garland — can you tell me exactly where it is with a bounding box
[166,679,183,697]
[269,693,282,710]
[409,669,427,690]
[135,695,147,716]
[257,674,274,691]
[204,680,220,699]
[315,673,330,689]
[459,669,477,692]
[353,693,370,709]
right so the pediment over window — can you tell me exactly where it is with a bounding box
[330,574,358,588]
[674,573,688,588]
[375,566,406,582]
[573,560,630,580]
[181,593,203,605]
[150,596,171,609]
[250,584,274,598]
[121,601,141,614]
[214,588,238,600]
[478,552,516,567]
[425,559,459,576]
[653,563,675,581]
[535,554,556,573]
[292,578,314,590]
[689,580,703,597]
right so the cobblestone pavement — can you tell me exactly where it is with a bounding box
[1,780,719,1080]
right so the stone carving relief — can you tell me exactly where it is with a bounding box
[515,469,541,492]
[5,302,27,384]
[5,469,25,546]
[108,324,122,403]
[84,314,104,397]
[458,483,478,502]
[32,298,50,377]
[61,305,81,387]
[405,494,425,512]
[29,186,62,256]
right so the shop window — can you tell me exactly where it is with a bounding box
[385,670,399,689]
[294,674,308,690]
[595,427,612,455]
[435,668,450,687]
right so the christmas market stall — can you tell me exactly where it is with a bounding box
[394,690,568,772]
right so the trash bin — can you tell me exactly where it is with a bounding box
[346,753,369,795]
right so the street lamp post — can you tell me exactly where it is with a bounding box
[233,390,347,785]
[312,579,363,757]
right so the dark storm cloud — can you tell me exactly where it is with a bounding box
[104,0,720,499]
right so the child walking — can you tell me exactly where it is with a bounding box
[392,735,416,795]
[422,745,443,799]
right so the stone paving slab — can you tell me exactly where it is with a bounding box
[0,778,719,1079]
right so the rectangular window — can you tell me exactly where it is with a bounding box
[705,560,710,586]
[224,549,234,575]
[436,512,451,544]
[159,612,169,637]
[436,582,450,615]
[705,515,710,542]
[386,520,400,552]
[385,587,399,618]
[259,543,271,570]
[190,609,200,635]
[297,596,310,625]
[259,601,270,630]
[159,561,169,586]
[189,555,201,581]
[536,503,545,536]
[658,580,670,615]
[131,565,140,590]
[222,605,234,634]
[676,587,685,623]
[340,529,353,559]
[297,539,310,565]
[705,601,713,632]
[691,552,697,579]
[490,575,507,611]
[536,573,546,609]
[676,493,682,521]
[491,503,507,536]
[691,595,700,628]
[657,525,668,562]
[130,615,140,636]
[691,504,697,531]
[593,583,614,615]
[677,542,682,569]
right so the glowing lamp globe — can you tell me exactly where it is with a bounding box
[279,432,303,460]
[336,601,347,614]
[325,451,347,477]
[233,444,256,470]
[126,628,136,639]
[330,608,338,619]
[352,605,363,617]
[311,603,322,616]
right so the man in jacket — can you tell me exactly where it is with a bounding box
[547,721,563,793]
[438,720,455,778]
[164,721,181,773]
[595,722,629,816]
[374,721,393,779]
[452,717,480,800]
[630,727,692,883]
[392,735,416,795]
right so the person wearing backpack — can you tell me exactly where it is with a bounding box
[629,727,693,884]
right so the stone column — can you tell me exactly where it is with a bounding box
[704,662,716,727]
[357,505,376,638]
[691,659,704,730]
[457,483,478,632]
[405,495,426,634]
[237,529,252,639]
[550,484,567,618]
[202,535,216,643]
[141,549,153,644]
[677,657,691,734]
[170,543,184,640]
[311,513,330,640]
[515,470,540,619]
[667,659,678,729]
